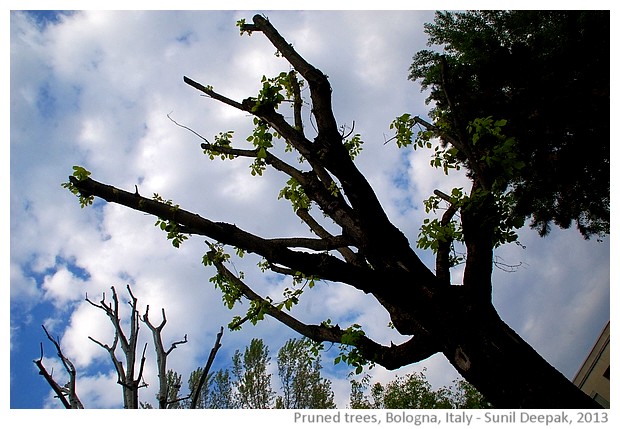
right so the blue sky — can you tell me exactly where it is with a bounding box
[7,5,613,414]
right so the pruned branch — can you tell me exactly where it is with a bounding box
[143,305,188,408]
[183,76,245,110]
[34,326,84,409]
[190,326,224,409]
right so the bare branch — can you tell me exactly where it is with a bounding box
[33,356,73,409]
[190,326,224,409]
[34,326,84,409]
[143,304,187,408]
[183,76,245,110]
[86,285,143,408]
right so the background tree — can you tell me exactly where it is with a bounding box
[232,338,275,408]
[190,368,237,409]
[65,14,607,408]
[159,370,183,409]
[85,286,148,409]
[408,10,609,239]
[142,305,188,408]
[275,337,336,409]
[349,370,491,409]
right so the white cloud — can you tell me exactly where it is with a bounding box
[42,265,88,306]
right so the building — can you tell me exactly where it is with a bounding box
[572,321,610,408]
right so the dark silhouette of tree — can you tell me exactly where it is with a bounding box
[408,10,609,239]
[64,14,606,408]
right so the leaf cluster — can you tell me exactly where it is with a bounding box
[152,194,188,248]
[62,166,94,207]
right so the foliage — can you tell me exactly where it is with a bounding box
[350,370,492,409]
[186,367,236,409]
[232,338,275,408]
[61,165,94,207]
[408,10,609,239]
[276,337,336,409]
[162,370,183,409]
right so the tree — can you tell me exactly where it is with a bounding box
[349,370,491,409]
[408,10,609,239]
[232,338,275,408]
[85,285,149,409]
[64,14,605,408]
[142,304,189,408]
[34,284,225,409]
[190,367,236,409]
[276,337,336,409]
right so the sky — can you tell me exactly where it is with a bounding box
[6,3,613,416]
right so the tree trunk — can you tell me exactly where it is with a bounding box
[438,303,598,408]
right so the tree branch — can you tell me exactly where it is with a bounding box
[246,15,339,137]
[85,285,144,408]
[183,76,245,110]
[70,176,377,293]
[295,207,365,266]
[190,326,224,409]
[433,189,459,285]
[143,305,186,408]
[34,326,84,409]
[213,259,439,370]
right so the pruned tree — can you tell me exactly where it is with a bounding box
[142,305,188,408]
[86,285,148,409]
[34,285,223,409]
[34,325,84,409]
[63,14,605,408]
